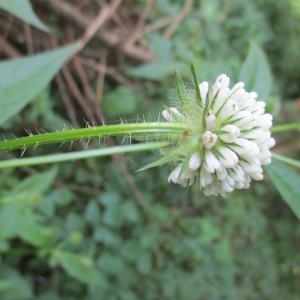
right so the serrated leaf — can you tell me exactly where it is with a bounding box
[239,42,273,101]
[266,160,300,220]
[0,0,48,32]
[52,250,104,286]
[0,42,79,125]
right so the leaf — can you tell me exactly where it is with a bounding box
[175,69,189,107]
[126,62,185,81]
[16,218,54,247]
[137,251,152,275]
[51,250,105,286]
[0,168,57,247]
[94,226,121,247]
[102,203,123,228]
[97,252,126,276]
[266,160,300,220]
[148,35,173,63]
[138,146,183,171]
[0,42,79,125]
[121,202,140,223]
[84,201,101,225]
[0,0,48,32]
[239,42,273,101]
[0,194,29,241]
[0,264,33,299]
[11,167,57,195]
[36,291,61,300]
[102,86,138,117]
[191,63,203,108]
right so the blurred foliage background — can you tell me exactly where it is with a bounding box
[0,0,300,299]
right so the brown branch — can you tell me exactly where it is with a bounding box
[123,0,153,48]
[62,66,94,121]
[73,57,96,104]
[78,0,123,50]
[187,0,230,45]
[144,16,175,35]
[73,56,107,123]
[55,74,80,128]
[82,58,131,85]
[23,23,34,54]
[0,35,21,58]
[41,0,153,62]
[95,52,107,106]
[163,0,194,39]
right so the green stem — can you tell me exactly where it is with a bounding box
[272,153,300,169]
[0,142,166,169]
[272,122,300,133]
[0,122,187,152]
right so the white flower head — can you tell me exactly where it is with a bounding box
[157,70,275,197]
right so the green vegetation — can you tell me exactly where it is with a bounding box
[0,0,300,299]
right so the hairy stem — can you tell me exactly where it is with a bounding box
[0,122,187,152]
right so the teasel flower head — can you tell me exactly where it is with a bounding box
[142,66,275,197]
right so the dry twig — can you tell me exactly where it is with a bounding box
[163,0,194,39]
[41,0,153,62]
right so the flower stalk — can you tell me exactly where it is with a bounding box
[0,65,284,197]
[0,142,166,169]
[0,122,188,152]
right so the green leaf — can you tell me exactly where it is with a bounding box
[0,42,79,125]
[239,42,273,101]
[84,201,101,225]
[97,252,126,276]
[0,194,30,241]
[51,250,105,286]
[11,167,57,195]
[16,218,54,247]
[137,251,152,275]
[126,62,185,81]
[266,160,300,220]
[102,86,138,116]
[0,0,49,32]
[121,202,140,223]
[94,226,121,247]
[175,70,189,107]
[148,35,173,63]
[138,146,183,171]
[36,291,61,300]
[102,203,123,228]
[191,63,203,108]
[0,264,33,299]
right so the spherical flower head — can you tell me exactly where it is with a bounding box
[161,72,275,197]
